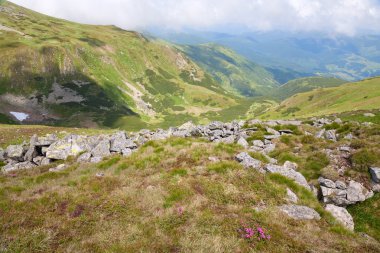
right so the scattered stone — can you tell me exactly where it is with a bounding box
[264,135,280,140]
[41,157,52,166]
[279,205,321,220]
[344,133,353,140]
[369,167,380,183]
[363,113,375,117]
[49,164,67,172]
[286,188,298,203]
[35,134,58,146]
[266,128,280,136]
[110,131,129,152]
[208,156,220,162]
[284,161,298,171]
[325,130,337,142]
[3,161,36,172]
[252,140,264,148]
[237,137,249,148]
[5,145,25,161]
[318,177,336,188]
[325,204,354,231]
[235,152,263,172]
[279,129,293,135]
[96,172,105,178]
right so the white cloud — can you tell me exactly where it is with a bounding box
[9,0,380,35]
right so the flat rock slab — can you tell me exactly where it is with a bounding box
[279,205,321,220]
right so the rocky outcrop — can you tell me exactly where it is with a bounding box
[279,205,321,220]
[319,177,373,206]
[325,204,354,231]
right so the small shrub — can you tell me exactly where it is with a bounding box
[351,149,377,172]
[350,139,366,149]
[325,122,340,130]
[301,135,316,144]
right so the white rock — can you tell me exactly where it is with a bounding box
[325,204,354,231]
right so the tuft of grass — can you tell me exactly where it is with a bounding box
[351,149,377,172]
[207,161,239,174]
[97,156,121,170]
[348,193,380,241]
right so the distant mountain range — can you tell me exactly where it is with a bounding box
[148,30,380,82]
[0,1,379,130]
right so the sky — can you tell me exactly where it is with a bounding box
[9,0,380,36]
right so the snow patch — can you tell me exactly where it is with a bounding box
[10,112,29,121]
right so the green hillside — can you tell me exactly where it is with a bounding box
[179,44,279,97]
[273,77,347,100]
[260,77,380,119]
[0,1,236,130]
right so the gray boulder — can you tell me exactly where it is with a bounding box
[237,137,249,148]
[318,177,336,188]
[49,164,67,172]
[24,135,38,162]
[369,167,380,183]
[265,163,310,190]
[325,204,354,231]
[235,152,263,172]
[279,205,321,220]
[5,145,25,161]
[2,161,36,173]
[325,130,337,142]
[208,121,224,130]
[91,139,111,158]
[346,181,373,203]
[252,140,264,148]
[110,131,128,152]
[35,134,58,146]
[46,135,92,160]
[122,148,133,157]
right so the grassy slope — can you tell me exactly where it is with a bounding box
[273,76,347,100]
[179,44,279,97]
[260,77,380,119]
[0,1,236,130]
[1,136,379,252]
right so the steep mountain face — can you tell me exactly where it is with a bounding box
[0,1,236,129]
[260,77,380,119]
[273,77,347,100]
[148,30,380,82]
[177,44,280,97]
